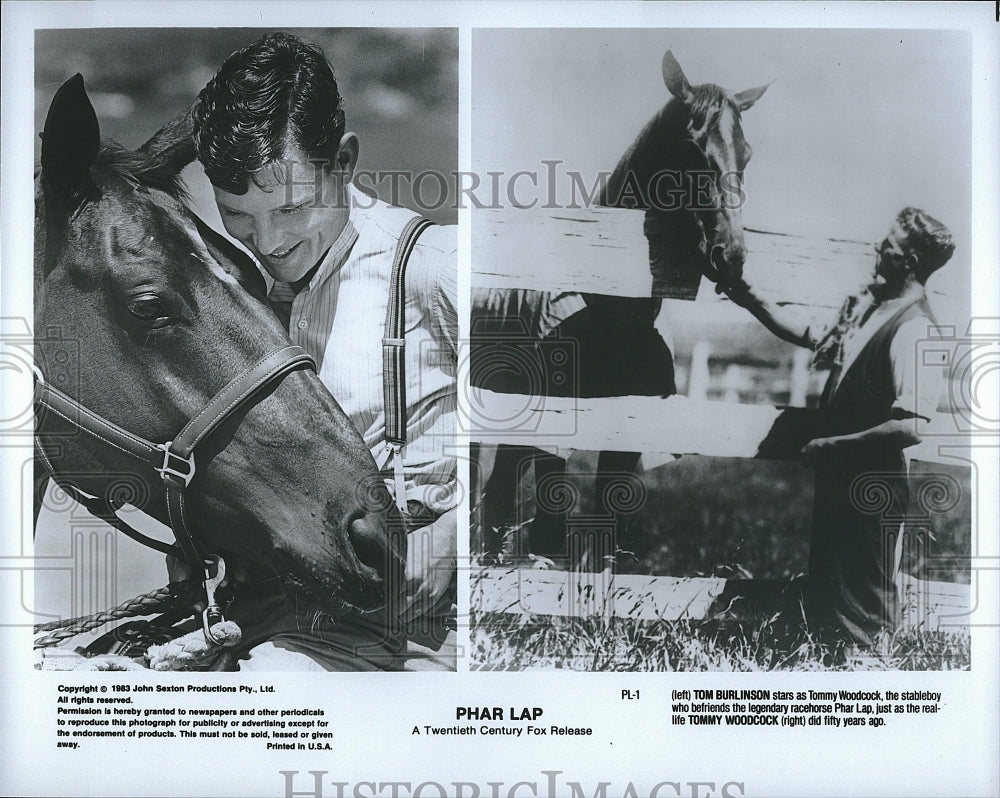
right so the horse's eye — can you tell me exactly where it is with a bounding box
[127,294,167,324]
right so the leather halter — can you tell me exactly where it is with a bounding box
[34,344,316,569]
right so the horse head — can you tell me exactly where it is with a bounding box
[601,50,770,294]
[35,75,405,624]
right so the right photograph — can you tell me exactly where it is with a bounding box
[467,28,973,672]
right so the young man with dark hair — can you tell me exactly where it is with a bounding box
[189,32,457,670]
[725,208,955,650]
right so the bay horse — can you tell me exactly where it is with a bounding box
[477,51,768,569]
[34,75,405,668]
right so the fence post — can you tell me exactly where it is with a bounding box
[688,340,712,400]
[789,347,812,407]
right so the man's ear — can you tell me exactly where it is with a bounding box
[336,133,360,181]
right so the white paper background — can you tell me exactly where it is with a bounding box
[2,3,998,797]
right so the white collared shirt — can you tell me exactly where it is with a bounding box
[267,185,457,512]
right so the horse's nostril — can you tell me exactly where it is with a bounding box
[348,513,390,576]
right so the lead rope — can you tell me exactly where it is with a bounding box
[381,216,436,514]
[34,579,242,671]
[33,580,202,649]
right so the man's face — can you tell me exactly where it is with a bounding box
[872,222,911,296]
[213,150,350,284]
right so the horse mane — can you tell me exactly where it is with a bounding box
[90,143,189,202]
[601,83,736,209]
[685,83,732,130]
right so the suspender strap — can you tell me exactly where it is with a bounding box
[382,216,435,513]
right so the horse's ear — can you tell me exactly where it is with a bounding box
[662,51,693,101]
[734,81,772,112]
[41,74,99,212]
[139,107,197,174]
[193,215,268,300]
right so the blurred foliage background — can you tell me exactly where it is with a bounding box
[35,28,458,224]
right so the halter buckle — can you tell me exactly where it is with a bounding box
[155,443,196,487]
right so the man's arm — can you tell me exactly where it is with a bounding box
[800,418,922,465]
[402,228,459,620]
[802,315,944,463]
[427,228,458,361]
[724,278,817,349]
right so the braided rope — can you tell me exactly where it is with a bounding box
[33,581,202,650]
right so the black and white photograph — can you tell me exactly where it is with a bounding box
[468,28,974,671]
[29,27,459,672]
[1,3,997,798]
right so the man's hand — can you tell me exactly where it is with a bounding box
[722,277,753,307]
[801,419,923,466]
[801,436,839,465]
[403,507,457,622]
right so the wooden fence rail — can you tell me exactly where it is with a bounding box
[472,205,954,312]
[471,567,971,632]
[466,389,967,468]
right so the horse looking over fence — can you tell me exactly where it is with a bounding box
[34,75,406,669]
[474,51,769,569]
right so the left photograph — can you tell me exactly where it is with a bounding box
[32,28,459,672]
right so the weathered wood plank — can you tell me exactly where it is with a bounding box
[472,206,874,308]
[466,388,966,466]
[472,567,726,621]
[472,567,969,632]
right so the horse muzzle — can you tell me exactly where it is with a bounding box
[271,548,394,620]
[708,241,746,290]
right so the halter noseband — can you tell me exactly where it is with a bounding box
[34,343,315,573]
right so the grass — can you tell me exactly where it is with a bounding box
[469,607,971,672]
[469,558,972,672]
[471,450,973,671]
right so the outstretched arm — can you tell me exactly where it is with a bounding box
[724,278,817,349]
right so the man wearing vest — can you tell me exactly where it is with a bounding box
[724,208,954,652]
[178,33,457,670]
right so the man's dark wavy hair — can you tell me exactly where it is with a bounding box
[896,207,955,284]
[193,32,346,194]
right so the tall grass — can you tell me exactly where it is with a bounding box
[469,610,971,672]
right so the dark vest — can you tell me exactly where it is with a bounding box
[823,297,935,438]
[808,296,936,645]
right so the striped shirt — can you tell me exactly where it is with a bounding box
[268,185,458,512]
